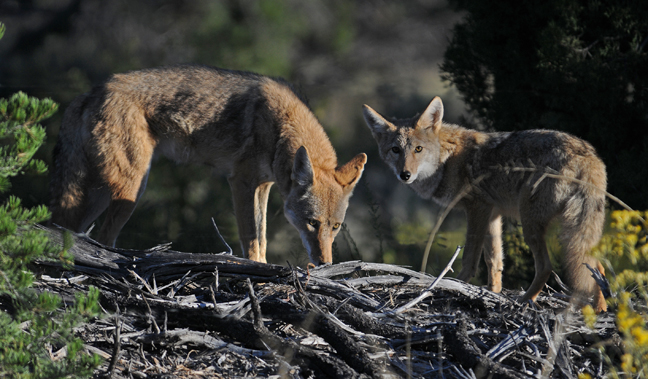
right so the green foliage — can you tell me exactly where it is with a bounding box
[193,1,304,76]
[0,288,102,379]
[0,24,101,376]
[0,91,57,193]
[191,1,355,77]
[442,0,648,209]
[499,221,535,290]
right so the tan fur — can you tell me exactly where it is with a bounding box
[364,96,607,312]
[49,65,366,265]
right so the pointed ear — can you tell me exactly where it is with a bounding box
[335,153,367,190]
[362,104,394,135]
[416,96,444,132]
[292,146,314,187]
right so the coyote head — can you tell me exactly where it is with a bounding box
[362,97,444,184]
[284,146,367,265]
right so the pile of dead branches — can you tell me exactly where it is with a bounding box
[30,226,620,378]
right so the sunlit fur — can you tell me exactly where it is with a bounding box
[364,96,607,312]
[49,65,366,265]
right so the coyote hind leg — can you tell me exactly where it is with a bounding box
[96,166,151,247]
[518,208,553,304]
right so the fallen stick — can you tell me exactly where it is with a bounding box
[392,245,463,315]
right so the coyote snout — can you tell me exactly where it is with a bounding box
[364,96,608,312]
[49,65,367,266]
[283,146,367,265]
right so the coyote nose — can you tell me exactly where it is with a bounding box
[400,171,411,181]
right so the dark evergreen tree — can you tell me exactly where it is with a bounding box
[441,0,648,208]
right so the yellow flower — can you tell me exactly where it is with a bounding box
[621,353,636,374]
[631,326,648,346]
[582,305,597,329]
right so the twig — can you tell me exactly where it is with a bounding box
[420,175,485,272]
[212,217,233,255]
[585,262,611,299]
[491,163,642,222]
[104,313,122,378]
[341,223,362,261]
[167,270,201,298]
[213,267,219,291]
[141,295,161,334]
[128,269,156,295]
[136,328,273,357]
[394,245,463,314]
[247,278,264,330]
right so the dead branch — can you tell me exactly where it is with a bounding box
[22,224,621,379]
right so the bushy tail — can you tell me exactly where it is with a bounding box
[560,159,607,311]
[48,94,91,230]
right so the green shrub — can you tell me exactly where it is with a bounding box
[0,22,102,377]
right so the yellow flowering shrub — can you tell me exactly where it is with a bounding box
[593,210,648,377]
[593,210,648,271]
[614,292,648,375]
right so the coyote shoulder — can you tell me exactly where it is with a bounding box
[50,65,367,265]
[363,96,607,311]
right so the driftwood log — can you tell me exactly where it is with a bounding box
[27,226,621,378]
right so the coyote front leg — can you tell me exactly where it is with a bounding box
[483,214,504,293]
[228,173,273,263]
[456,203,493,283]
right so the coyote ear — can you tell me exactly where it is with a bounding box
[362,105,394,135]
[335,153,367,190]
[292,146,314,187]
[417,96,443,133]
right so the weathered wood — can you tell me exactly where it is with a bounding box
[392,245,463,314]
[443,319,532,379]
[39,225,291,280]
[135,328,273,357]
[23,225,620,378]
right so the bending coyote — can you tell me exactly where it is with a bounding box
[363,96,607,311]
[50,65,367,265]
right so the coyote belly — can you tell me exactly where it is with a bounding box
[49,65,367,265]
[363,96,607,312]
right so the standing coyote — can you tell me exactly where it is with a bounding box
[363,96,607,311]
[49,65,367,265]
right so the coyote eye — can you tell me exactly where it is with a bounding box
[391,147,400,154]
[332,223,341,230]
[308,219,319,228]
[415,146,423,152]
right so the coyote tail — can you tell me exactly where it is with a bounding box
[560,160,607,311]
[49,94,91,227]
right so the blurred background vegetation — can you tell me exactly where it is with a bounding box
[0,0,646,285]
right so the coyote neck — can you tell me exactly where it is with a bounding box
[261,80,338,197]
[414,124,488,203]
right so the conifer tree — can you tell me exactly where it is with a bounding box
[441,0,648,209]
[0,22,101,379]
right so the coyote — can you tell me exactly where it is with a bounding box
[363,96,607,311]
[49,65,367,265]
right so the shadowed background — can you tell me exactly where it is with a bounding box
[2,0,646,285]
